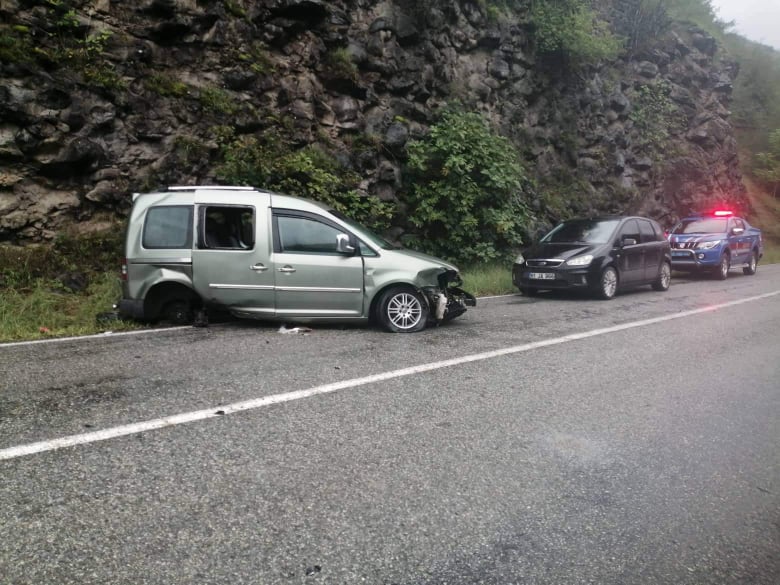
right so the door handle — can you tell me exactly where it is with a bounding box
[250,263,268,272]
[278,266,296,273]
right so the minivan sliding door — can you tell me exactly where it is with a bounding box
[191,191,275,317]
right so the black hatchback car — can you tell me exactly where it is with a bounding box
[512,216,672,299]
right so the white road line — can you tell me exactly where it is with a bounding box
[1,290,778,461]
[0,326,189,348]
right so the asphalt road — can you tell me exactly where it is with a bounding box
[1,265,779,585]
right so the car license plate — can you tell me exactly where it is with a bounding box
[528,272,555,280]
[672,251,688,257]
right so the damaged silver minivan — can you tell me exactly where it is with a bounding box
[117,186,476,332]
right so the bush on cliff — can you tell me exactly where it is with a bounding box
[404,110,534,265]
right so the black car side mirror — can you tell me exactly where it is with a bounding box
[622,237,638,247]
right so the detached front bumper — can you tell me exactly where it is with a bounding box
[117,298,146,320]
[422,270,477,323]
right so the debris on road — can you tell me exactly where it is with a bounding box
[278,325,313,335]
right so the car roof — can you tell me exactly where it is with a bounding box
[563,215,655,222]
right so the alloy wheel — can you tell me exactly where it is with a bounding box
[387,292,424,330]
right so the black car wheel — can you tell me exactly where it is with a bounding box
[652,261,671,291]
[743,251,758,275]
[377,287,429,333]
[715,253,730,280]
[596,266,618,300]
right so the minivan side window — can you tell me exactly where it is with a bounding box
[143,205,193,249]
[201,206,254,250]
[275,215,344,254]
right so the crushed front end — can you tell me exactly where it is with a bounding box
[421,269,477,324]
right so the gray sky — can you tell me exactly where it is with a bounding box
[709,0,780,50]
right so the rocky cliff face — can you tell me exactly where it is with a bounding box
[0,0,748,243]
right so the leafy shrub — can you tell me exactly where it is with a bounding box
[199,86,240,115]
[145,73,189,97]
[174,135,209,165]
[236,41,275,75]
[224,0,247,18]
[530,0,623,67]
[326,48,358,80]
[629,81,683,150]
[0,26,35,65]
[404,110,533,265]
[217,133,394,230]
[754,129,780,197]
[612,0,671,57]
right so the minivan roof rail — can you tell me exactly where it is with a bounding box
[166,185,255,191]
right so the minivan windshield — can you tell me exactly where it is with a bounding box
[329,210,398,250]
[672,218,727,234]
[541,219,620,244]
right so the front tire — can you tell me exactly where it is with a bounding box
[376,287,429,333]
[596,266,618,300]
[652,261,671,291]
[715,253,730,280]
[743,251,758,275]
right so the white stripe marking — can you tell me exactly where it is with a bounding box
[0,326,190,348]
[1,290,778,461]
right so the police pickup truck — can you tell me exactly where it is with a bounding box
[668,210,763,279]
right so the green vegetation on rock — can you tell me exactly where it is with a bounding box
[530,0,624,67]
[217,131,394,231]
[405,109,534,265]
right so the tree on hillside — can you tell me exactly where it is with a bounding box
[754,129,780,198]
[612,0,671,57]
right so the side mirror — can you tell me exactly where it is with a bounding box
[336,233,356,255]
[622,237,638,247]
[731,227,744,236]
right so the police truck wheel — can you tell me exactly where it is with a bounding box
[377,287,429,333]
[716,253,730,280]
[743,251,758,275]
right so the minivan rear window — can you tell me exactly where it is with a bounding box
[143,206,193,249]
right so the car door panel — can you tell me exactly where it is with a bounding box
[191,191,275,315]
[616,219,643,285]
[272,212,365,317]
[639,219,661,282]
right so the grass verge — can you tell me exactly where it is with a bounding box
[0,272,141,342]
[460,261,516,297]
